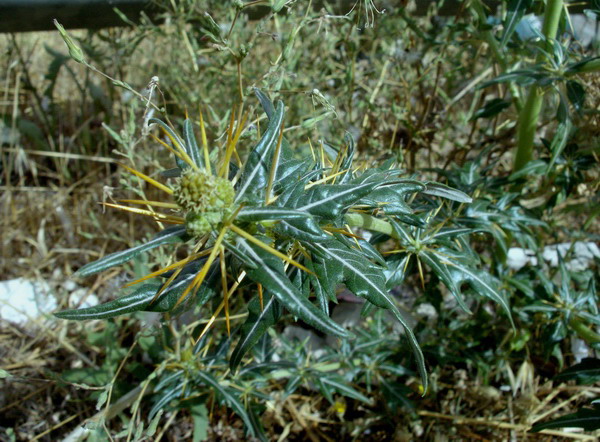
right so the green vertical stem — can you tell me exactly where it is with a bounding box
[513,0,564,172]
[568,316,600,344]
[514,87,544,171]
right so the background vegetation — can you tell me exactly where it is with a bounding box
[1,0,599,440]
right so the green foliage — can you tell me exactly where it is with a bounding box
[41,0,599,438]
[531,358,600,432]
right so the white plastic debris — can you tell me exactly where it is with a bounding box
[0,278,56,326]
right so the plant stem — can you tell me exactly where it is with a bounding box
[514,87,544,171]
[344,213,395,238]
[513,0,564,172]
[568,316,600,344]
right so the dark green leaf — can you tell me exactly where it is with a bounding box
[420,250,471,313]
[236,238,351,338]
[480,69,547,88]
[508,159,547,180]
[471,98,511,120]
[555,358,600,384]
[546,117,572,174]
[236,101,285,204]
[310,241,427,392]
[237,207,313,222]
[274,217,330,242]
[566,80,585,113]
[230,294,281,371]
[54,284,161,320]
[75,226,188,277]
[565,56,600,75]
[422,182,472,203]
[296,181,381,219]
[530,406,600,432]
[446,261,514,327]
[320,376,372,404]
[501,0,534,47]
[194,371,255,436]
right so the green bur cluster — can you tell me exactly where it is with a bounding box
[173,169,235,237]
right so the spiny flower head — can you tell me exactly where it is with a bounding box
[174,169,235,213]
[174,169,235,237]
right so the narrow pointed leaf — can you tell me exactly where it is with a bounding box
[194,371,255,436]
[57,264,216,320]
[236,238,351,338]
[55,283,162,320]
[75,226,188,277]
[230,294,281,371]
[320,376,372,404]
[422,182,472,203]
[237,207,313,222]
[149,118,189,170]
[530,407,600,432]
[183,119,203,168]
[236,101,285,204]
[296,181,381,219]
[254,88,275,119]
[501,0,534,47]
[446,260,514,327]
[554,358,600,384]
[420,250,471,313]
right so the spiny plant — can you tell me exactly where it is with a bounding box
[46,13,530,436]
[56,89,430,387]
[53,83,493,395]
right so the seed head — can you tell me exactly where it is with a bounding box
[174,169,235,213]
[174,169,235,237]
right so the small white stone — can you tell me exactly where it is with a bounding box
[63,280,78,292]
[542,242,599,271]
[507,247,536,270]
[571,338,590,363]
[69,289,99,309]
[0,278,56,325]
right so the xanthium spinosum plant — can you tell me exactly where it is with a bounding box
[56,89,496,393]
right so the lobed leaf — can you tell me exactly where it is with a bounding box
[420,250,471,313]
[446,261,514,327]
[273,217,330,242]
[310,241,428,392]
[236,238,351,339]
[296,181,381,219]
